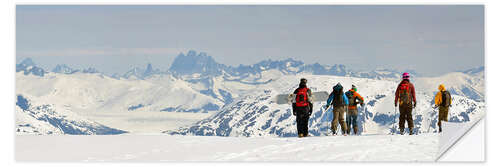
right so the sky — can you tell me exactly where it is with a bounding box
[16,5,484,76]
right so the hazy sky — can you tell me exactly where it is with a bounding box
[16,5,484,76]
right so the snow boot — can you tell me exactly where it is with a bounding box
[409,129,414,135]
[353,127,359,135]
[400,129,404,135]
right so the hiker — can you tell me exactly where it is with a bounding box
[325,83,349,136]
[292,78,313,138]
[345,85,364,135]
[434,84,452,133]
[394,72,416,135]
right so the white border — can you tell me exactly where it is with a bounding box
[3,0,497,166]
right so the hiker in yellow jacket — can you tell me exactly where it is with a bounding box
[434,84,452,133]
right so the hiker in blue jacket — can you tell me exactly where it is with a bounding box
[325,83,349,136]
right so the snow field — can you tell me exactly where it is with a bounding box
[16,134,438,162]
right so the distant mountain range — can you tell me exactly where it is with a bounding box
[15,50,485,135]
[168,50,419,80]
[17,50,426,80]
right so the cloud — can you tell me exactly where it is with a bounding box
[17,48,186,57]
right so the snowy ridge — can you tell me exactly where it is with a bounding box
[16,94,127,135]
[167,75,485,137]
[415,71,485,101]
[15,54,484,135]
[16,72,223,114]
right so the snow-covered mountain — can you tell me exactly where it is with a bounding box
[461,66,484,75]
[16,94,127,135]
[164,50,421,108]
[82,67,99,74]
[16,58,46,77]
[52,64,79,74]
[15,54,484,135]
[51,64,103,75]
[168,50,414,82]
[167,75,485,137]
[122,63,163,79]
[16,71,223,114]
[415,70,484,102]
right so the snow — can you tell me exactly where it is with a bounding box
[16,72,222,113]
[14,57,484,161]
[15,134,438,162]
[414,72,484,101]
[16,69,484,136]
[81,111,212,133]
[169,75,484,137]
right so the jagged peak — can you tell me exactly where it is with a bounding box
[18,58,36,67]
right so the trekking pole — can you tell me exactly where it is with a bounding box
[427,107,433,133]
[428,106,438,133]
[362,105,366,134]
[391,107,397,135]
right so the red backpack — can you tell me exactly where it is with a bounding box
[295,87,309,107]
[399,83,413,106]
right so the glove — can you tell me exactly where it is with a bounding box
[394,102,397,107]
[293,111,297,116]
[413,102,417,108]
[324,105,329,110]
[308,111,312,116]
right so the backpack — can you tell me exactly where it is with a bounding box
[346,91,356,106]
[398,82,413,106]
[295,87,309,107]
[441,90,451,107]
[332,85,344,106]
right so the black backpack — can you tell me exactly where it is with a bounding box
[332,84,344,106]
[441,90,451,107]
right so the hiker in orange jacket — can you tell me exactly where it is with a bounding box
[434,84,452,133]
[345,85,364,135]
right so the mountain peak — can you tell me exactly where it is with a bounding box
[82,67,99,74]
[16,57,45,77]
[169,51,224,76]
[143,63,157,77]
[19,58,36,67]
[122,63,161,79]
[52,64,79,74]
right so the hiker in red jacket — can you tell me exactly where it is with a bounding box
[394,72,416,135]
[293,78,313,138]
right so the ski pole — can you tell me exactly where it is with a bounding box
[362,105,366,134]
[427,106,435,133]
[392,107,397,135]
